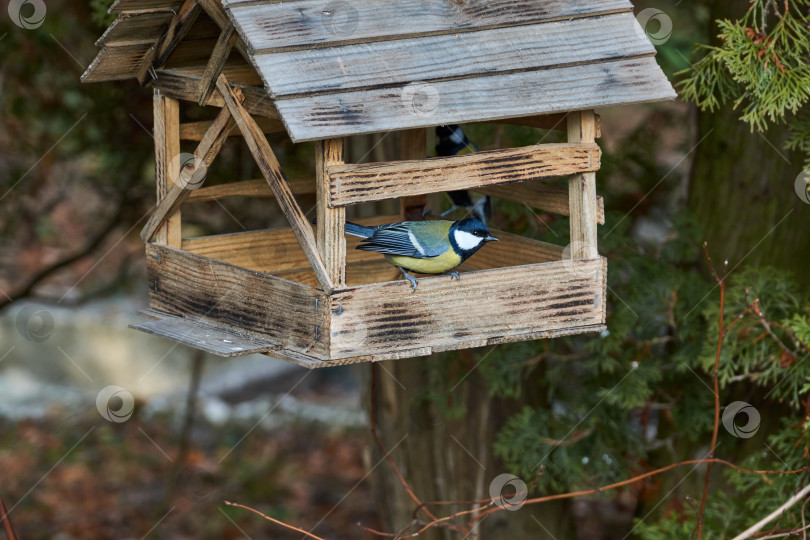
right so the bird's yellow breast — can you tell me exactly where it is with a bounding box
[385,249,463,274]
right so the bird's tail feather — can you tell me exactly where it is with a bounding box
[345,222,378,238]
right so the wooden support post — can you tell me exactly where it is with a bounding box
[215,75,335,293]
[399,129,427,220]
[142,103,236,242]
[195,24,237,106]
[153,91,181,247]
[137,0,201,85]
[316,139,346,288]
[567,110,599,258]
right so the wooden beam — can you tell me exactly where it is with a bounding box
[185,177,315,202]
[196,24,238,106]
[136,0,201,85]
[399,129,427,220]
[326,142,600,207]
[214,75,335,293]
[316,139,346,288]
[475,183,605,224]
[196,0,252,65]
[179,116,284,140]
[567,110,600,259]
[151,71,279,119]
[141,103,236,242]
[153,92,181,246]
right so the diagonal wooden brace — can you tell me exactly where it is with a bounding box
[137,0,201,85]
[215,75,336,293]
[141,101,237,242]
[196,24,237,106]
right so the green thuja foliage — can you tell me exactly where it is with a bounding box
[679,0,810,167]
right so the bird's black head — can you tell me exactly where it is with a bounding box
[449,218,498,259]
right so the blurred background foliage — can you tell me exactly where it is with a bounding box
[1,0,809,538]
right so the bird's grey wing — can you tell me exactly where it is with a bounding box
[356,224,443,258]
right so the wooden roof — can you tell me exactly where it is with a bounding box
[83,0,676,142]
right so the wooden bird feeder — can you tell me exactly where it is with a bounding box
[83,0,675,367]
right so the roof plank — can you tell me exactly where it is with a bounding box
[255,12,653,97]
[110,0,182,14]
[225,0,633,52]
[96,12,174,46]
[274,57,677,142]
[81,42,153,82]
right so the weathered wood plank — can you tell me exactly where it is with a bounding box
[475,183,605,225]
[142,104,235,242]
[275,57,676,142]
[399,129,428,220]
[82,43,153,82]
[153,92,181,246]
[215,75,335,292]
[131,314,280,356]
[152,70,278,119]
[326,142,600,207]
[136,0,201,84]
[179,117,285,141]
[146,243,329,357]
[568,111,600,258]
[184,178,314,202]
[110,0,182,13]
[96,12,173,47]
[255,13,653,97]
[316,139,347,288]
[492,113,601,137]
[463,229,565,270]
[172,62,264,87]
[196,24,238,105]
[328,257,606,359]
[226,0,632,52]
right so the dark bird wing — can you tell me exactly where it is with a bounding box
[356,221,452,259]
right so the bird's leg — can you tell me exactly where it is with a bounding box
[439,204,460,217]
[448,271,461,281]
[398,267,419,292]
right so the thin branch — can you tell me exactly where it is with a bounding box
[0,490,18,540]
[223,501,326,540]
[731,483,810,540]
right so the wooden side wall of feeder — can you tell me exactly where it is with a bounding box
[153,91,181,247]
[567,110,599,258]
[316,138,346,288]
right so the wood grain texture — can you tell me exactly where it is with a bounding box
[153,92,181,246]
[316,139,347,288]
[185,177,314,202]
[567,111,600,258]
[215,75,334,292]
[326,142,600,207]
[225,0,632,52]
[328,257,607,359]
[151,71,278,118]
[142,104,235,242]
[179,116,283,141]
[274,57,676,142]
[82,43,153,82]
[399,129,428,220]
[475,182,605,225]
[110,0,182,13]
[137,0,201,84]
[255,13,652,97]
[131,313,280,356]
[96,12,173,46]
[196,24,238,105]
[463,229,565,270]
[146,243,329,356]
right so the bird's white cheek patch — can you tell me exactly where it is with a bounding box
[454,230,483,251]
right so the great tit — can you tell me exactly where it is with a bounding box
[435,125,492,224]
[346,218,498,291]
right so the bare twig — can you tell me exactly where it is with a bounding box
[0,490,18,540]
[223,501,327,540]
[731,483,810,540]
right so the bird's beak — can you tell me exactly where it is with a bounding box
[485,235,499,242]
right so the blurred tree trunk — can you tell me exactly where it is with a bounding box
[688,0,810,286]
